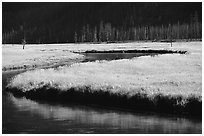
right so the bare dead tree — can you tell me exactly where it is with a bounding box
[170,24,173,47]
[22,39,26,49]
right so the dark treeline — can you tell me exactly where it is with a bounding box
[2,2,202,44]
[75,19,201,43]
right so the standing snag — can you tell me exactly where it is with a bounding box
[22,39,26,50]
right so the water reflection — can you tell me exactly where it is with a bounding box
[8,94,201,134]
[82,52,158,62]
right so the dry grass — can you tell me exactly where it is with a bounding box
[7,54,201,97]
[2,44,84,71]
[5,42,202,115]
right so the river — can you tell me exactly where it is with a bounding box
[2,53,202,133]
[2,68,202,134]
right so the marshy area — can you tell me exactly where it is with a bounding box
[2,41,202,133]
[2,2,202,134]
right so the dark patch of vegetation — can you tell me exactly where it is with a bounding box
[6,86,201,117]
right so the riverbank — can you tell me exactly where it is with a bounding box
[2,41,196,71]
[2,44,84,71]
[4,42,202,116]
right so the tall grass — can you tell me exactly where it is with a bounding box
[6,84,201,116]
[6,53,202,116]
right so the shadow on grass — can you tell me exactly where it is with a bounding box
[6,86,201,118]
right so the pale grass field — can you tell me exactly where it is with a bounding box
[2,44,84,70]
[2,41,200,70]
[6,42,202,104]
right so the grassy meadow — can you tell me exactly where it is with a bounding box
[2,44,84,71]
[4,42,202,116]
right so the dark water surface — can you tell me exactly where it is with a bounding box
[81,52,158,62]
[2,70,202,134]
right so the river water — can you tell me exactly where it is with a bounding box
[81,52,158,62]
[2,53,202,134]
